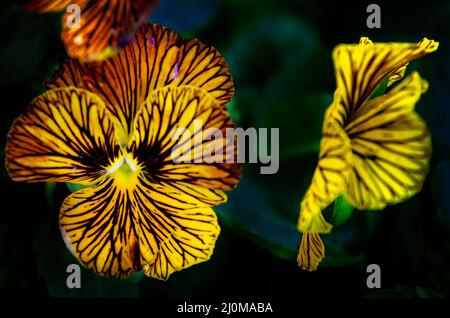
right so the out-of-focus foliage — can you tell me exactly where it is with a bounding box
[1,0,450,298]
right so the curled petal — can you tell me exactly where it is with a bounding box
[333,37,438,120]
[297,119,352,234]
[296,119,352,271]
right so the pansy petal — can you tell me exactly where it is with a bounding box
[61,0,159,62]
[6,87,118,184]
[139,179,220,280]
[44,58,87,89]
[342,74,431,210]
[22,0,87,12]
[129,85,240,205]
[84,23,233,142]
[297,232,325,272]
[60,177,151,279]
[333,37,438,119]
[297,119,352,233]
[296,119,351,271]
[172,39,234,106]
[60,175,220,280]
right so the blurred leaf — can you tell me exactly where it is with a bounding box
[262,93,331,159]
[66,182,93,193]
[150,0,220,33]
[225,15,330,158]
[331,195,354,226]
[45,182,56,209]
[217,175,300,261]
[218,172,366,268]
[0,6,59,87]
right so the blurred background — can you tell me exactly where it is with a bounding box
[0,0,449,298]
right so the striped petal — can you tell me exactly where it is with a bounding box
[22,0,88,12]
[342,72,431,209]
[140,179,220,280]
[44,58,87,89]
[296,118,352,271]
[83,23,234,143]
[129,85,240,205]
[6,87,119,184]
[297,233,325,272]
[333,37,438,121]
[297,119,352,233]
[61,0,159,62]
[60,174,220,280]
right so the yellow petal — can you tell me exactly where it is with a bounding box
[297,119,352,234]
[22,0,88,12]
[128,85,241,205]
[6,87,119,184]
[342,74,431,209]
[333,37,438,120]
[296,117,352,271]
[141,180,221,280]
[84,23,234,143]
[44,58,86,89]
[61,0,158,62]
[297,232,325,271]
[60,174,220,280]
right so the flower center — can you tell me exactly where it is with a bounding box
[107,154,140,187]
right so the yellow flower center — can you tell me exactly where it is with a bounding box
[107,154,140,187]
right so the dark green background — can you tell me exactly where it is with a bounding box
[1,0,449,298]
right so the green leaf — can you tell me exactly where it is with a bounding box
[331,195,354,226]
[224,15,331,158]
[217,172,365,268]
[45,182,56,209]
[66,182,92,193]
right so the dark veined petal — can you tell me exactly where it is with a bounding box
[297,232,325,272]
[6,87,119,184]
[296,119,352,271]
[342,73,431,209]
[60,174,220,280]
[21,0,88,12]
[333,37,438,122]
[297,119,352,234]
[83,23,234,143]
[139,179,220,280]
[129,85,240,206]
[44,58,87,89]
[61,0,159,62]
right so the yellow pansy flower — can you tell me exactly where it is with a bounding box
[22,0,159,62]
[5,23,240,279]
[297,37,438,271]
